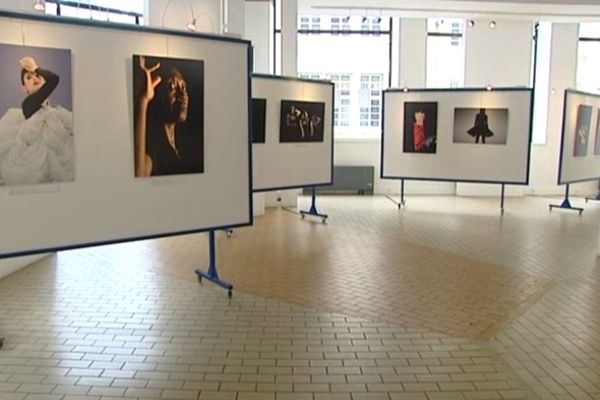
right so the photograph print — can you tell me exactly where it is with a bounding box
[572,104,592,157]
[133,54,204,177]
[252,98,267,143]
[403,102,437,154]
[453,107,509,145]
[0,43,73,186]
[279,100,325,143]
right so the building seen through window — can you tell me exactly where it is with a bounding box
[577,22,600,94]
[426,18,465,88]
[297,15,390,139]
[44,0,144,25]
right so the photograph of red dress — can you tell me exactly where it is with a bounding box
[403,102,437,154]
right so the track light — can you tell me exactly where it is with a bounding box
[468,19,475,28]
[486,84,493,91]
[489,21,496,28]
[33,0,45,11]
[342,15,350,23]
[375,16,381,23]
[362,16,368,23]
[187,18,197,31]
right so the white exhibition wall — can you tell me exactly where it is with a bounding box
[0,12,252,257]
[558,89,600,184]
[382,89,532,183]
[252,74,334,191]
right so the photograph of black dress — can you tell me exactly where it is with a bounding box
[594,110,600,156]
[403,102,437,154]
[252,98,267,143]
[453,108,509,145]
[133,54,204,177]
[0,43,73,186]
[279,100,325,143]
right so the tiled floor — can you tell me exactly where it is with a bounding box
[1,195,599,399]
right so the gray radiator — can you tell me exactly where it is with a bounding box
[304,166,374,195]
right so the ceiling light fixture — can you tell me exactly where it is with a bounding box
[489,20,496,28]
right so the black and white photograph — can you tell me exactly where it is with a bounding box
[279,100,325,143]
[573,104,592,157]
[403,102,437,154]
[133,54,204,177]
[453,107,509,145]
[0,43,73,186]
[252,98,267,143]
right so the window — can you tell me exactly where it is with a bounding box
[44,0,144,25]
[426,18,465,88]
[297,15,391,139]
[532,22,552,145]
[359,74,383,127]
[577,23,600,93]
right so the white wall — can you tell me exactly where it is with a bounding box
[147,0,220,33]
[457,19,533,196]
[0,0,50,279]
[245,1,272,74]
[265,0,302,207]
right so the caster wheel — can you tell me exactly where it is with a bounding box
[579,210,583,215]
[228,289,233,298]
[322,218,326,224]
[301,214,305,219]
[198,276,202,283]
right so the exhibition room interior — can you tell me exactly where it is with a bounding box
[2,0,600,399]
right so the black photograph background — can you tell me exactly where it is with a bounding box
[403,102,437,154]
[133,54,204,176]
[573,104,592,157]
[279,100,325,143]
[252,98,266,143]
[453,107,509,145]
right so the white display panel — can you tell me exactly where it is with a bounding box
[0,12,252,257]
[558,89,600,184]
[382,88,532,184]
[252,74,334,192]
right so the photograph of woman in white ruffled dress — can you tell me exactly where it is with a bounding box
[0,43,73,186]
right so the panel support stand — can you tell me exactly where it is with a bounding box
[500,183,505,215]
[398,179,406,208]
[549,184,583,214]
[300,186,328,223]
[585,179,600,203]
[195,230,233,298]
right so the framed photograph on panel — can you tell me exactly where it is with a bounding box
[572,104,592,157]
[252,98,266,143]
[0,43,73,186]
[403,102,437,154]
[133,55,204,177]
[279,100,325,142]
[453,108,509,145]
